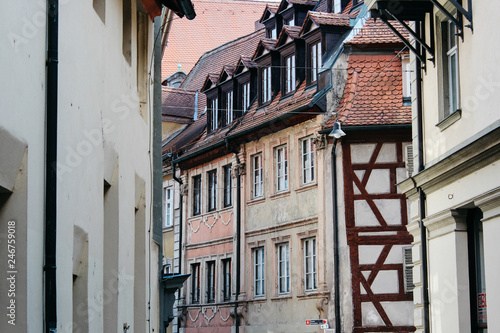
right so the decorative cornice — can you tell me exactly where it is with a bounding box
[245,217,318,237]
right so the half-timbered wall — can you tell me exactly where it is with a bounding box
[343,139,415,332]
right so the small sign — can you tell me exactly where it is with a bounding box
[320,323,329,329]
[478,293,487,323]
[306,319,328,326]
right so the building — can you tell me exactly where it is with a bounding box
[0,1,194,332]
[161,0,415,332]
[366,0,500,332]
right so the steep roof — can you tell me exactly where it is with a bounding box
[161,0,273,81]
[161,86,201,123]
[326,53,411,127]
[347,19,408,45]
[181,29,266,92]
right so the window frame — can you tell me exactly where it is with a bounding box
[163,186,174,228]
[191,263,201,304]
[301,136,315,185]
[439,18,460,120]
[225,90,234,125]
[223,164,232,208]
[210,97,219,132]
[277,243,290,294]
[207,169,217,212]
[303,237,317,291]
[192,175,202,216]
[262,66,272,104]
[284,54,296,94]
[206,261,216,303]
[242,81,251,113]
[254,247,265,297]
[222,258,232,301]
[275,145,288,192]
[252,153,264,198]
[311,41,322,84]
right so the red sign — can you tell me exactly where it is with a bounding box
[306,319,327,325]
[478,293,487,323]
[478,293,487,309]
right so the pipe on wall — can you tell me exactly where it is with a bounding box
[331,139,341,333]
[171,160,183,333]
[45,0,59,332]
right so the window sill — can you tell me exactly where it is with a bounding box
[297,291,320,300]
[437,109,461,131]
[247,196,266,206]
[271,294,292,301]
[162,225,174,232]
[248,297,267,303]
[270,190,291,200]
[295,182,317,193]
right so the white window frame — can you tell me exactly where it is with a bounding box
[254,247,265,297]
[275,145,288,192]
[208,170,217,212]
[211,97,218,131]
[253,153,264,198]
[164,186,173,228]
[304,238,317,291]
[311,42,322,82]
[445,20,459,117]
[285,54,296,94]
[301,137,315,185]
[333,0,341,13]
[401,54,411,103]
[243,81,251,112]
[191,263,201,303]
[192,175,202,216]
[277,243,290,294]
[226,90,233,124]
[262,66,272,103]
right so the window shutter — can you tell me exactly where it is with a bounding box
[403,246,415,293]
[405,144,414,177]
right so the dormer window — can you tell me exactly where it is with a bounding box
[285,54,296,94]
[262,66,272,103]
[242,81,251,112]
[225,90,233,124]
[284,16,294,27]
[334,0,341,13]
[268,27,277,39]
[311,42,322,83]
[210,97,218,131]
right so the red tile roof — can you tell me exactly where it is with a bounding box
[161,0,274,81]
[346,19,409,45]
[259,3,280,22]
[181,29,266,92]
[305,11,351,27]
[326,53,411,127]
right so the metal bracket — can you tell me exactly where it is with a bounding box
[429,0,473,39]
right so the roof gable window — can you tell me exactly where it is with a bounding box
[284,54,296,94]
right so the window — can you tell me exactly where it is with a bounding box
[223,164,232,207]
[402,55,411,105]
[210,98,219,131]
[206,261,216,303]
[442,20,459,118]
[467,209,487,332]
[222,258,232,301]
[333,0,341,13]
[254,247,265,296]
[242,82,251,113]
[262,66,272,103]
[122,0,132,64]
[253,154,263,198]
[277,243,290,294]
[164,186,173,227]
[285,16,294,26]
[191,263,200,303]
[192,175,201,216]
[275,145,288,192]
[268,27,277,39]
[226,90,233,125]
[304,238,316,291]
[301,137,315,184]
[311,42,322,83]
[208,170,217,212]
[285,54,296,94]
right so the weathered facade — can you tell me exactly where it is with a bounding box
[366,0,500,332]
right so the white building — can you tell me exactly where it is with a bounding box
[367,0,500,332]
[0,1,194,332]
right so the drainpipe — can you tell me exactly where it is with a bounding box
[415,22,430,333]
[331,139,341,333]
[225,139,241,333]
[171,160,183,333]
[45,1,58,332]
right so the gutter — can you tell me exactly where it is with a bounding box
[45,1,58,332]
[331,139,341,333]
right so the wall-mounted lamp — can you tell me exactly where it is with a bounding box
[328,122,346,139]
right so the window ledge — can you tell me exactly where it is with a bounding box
[297,291,320,300]
[271,294,292,301]
[437,109,461,131]
[247,197,266,206]
[248,297,267,303]
[270,190,291,200]
[162,225,174,232]
[295,182,317,193]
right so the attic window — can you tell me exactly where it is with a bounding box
[311,41,322,83]
[262,66,272,104]
[209,97,219,132]
[334,0,341,13]
[285,54,296,94]
[225,90,233,125]
[285,15,295,27]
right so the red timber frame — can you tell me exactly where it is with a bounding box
[342,135,415,333]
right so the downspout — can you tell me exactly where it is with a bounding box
[415,22,430,333]
[45,1,58,332]
[225,138,241,333]
[171,160,183,333]
[331,139,341,333]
